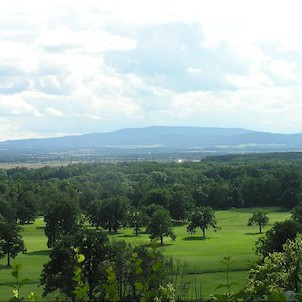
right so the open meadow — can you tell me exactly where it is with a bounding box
[0,208,290,301]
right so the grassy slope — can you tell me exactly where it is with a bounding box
[0,208,290,301]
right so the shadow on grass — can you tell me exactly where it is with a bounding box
[173,221,187,227]
[244,232,261,236]
[117,234,140,238]
[0,264,11,270]
[27,250,49,256]
[182,236,205,241]
[36,226,45,230]
[104,231,123,236]
[139,242,174,248]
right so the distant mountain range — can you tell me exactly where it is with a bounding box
[0,126,302,157]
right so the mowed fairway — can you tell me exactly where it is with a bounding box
[0,208,290,301]
[112,208,291,299]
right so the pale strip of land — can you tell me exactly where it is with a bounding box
[0,162,72,170]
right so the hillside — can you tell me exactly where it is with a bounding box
[0,126,302,160]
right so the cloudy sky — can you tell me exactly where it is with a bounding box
[1,0,302,141]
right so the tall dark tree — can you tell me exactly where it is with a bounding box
[0,198,16,223]
[169,188,193,221]
[41,230,110,301]
[187,206,217,239]
[44,193,80,248]
[0,221,26,266]
[16,190,38,224]
[88,197,129,232]
[146,208,176,245]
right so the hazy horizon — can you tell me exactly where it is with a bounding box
[1,0,302,141]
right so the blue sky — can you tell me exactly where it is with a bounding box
[1,0,302,141]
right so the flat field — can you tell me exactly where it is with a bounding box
[0,208,290,301]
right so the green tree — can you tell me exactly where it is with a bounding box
[0,221,26,266]
[88,197,129,232]
[291,201,302,223]
[44,193,80,248]
[256,220,302,257]
[187,206,217,239]
[145,188,170,208]
[246,234,302,299]
[247,210,269,234]
[0,198,16,223]
[127,208,147,236]
[169,187,193,221]
[146,209,176,245]
[41,229,110,301]
[16,190,38,224]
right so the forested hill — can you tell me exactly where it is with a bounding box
[0,126,302,155]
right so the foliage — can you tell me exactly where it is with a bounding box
[40,229,110,300]
[246,234,302,299]
[40,235,77,299]
[146,208,176,244]
[44,193,80,248]
[127,208,147,235]
[291,201,302,224]
[169,188,193,221]
[132,244,174,302]
[87,196,129,232]
[72,248,89,302]
[247,210,269,234]
[15,190,38,224]
[0,221,26,266]
[256,220,302,257]
[187,206,218,239]
[5,262,35,302]
[0,198,16,223]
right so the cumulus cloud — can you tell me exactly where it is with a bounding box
[1,0,302,141]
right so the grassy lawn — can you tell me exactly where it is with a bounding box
[113,208,291,298]
[0,218,49,301]
[0,208,291,301]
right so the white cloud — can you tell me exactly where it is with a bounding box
[45,107,65,117]
[1,0,302,141]
[0,95,42,117]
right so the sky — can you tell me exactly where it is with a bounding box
[1,0,302,141]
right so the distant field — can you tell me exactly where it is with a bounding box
[0,162,72,170]
[0,208,291,301]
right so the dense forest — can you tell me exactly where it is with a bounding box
[1,153,302,301]
[1,154,301,219]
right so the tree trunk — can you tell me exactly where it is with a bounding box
[7,252,11,267]
[259,224,262,234]
[202,228,206,239]
[160,234,163,245]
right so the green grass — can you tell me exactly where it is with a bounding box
[113,208,291,298]
[0,208,291,301]
[0,218,49,301]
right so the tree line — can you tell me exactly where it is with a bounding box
[0,157,302,223]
